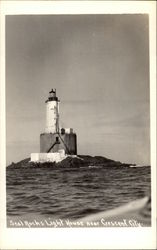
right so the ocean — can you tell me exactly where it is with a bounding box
[6,164,151,227]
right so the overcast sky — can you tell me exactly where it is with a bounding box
[6,14,150,165]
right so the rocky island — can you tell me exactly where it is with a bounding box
[7,154,132,168]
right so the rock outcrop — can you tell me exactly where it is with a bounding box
[7,155,131,168]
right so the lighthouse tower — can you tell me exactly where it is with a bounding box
[39,89,77,156]
[31,89,77,162]
[45,89,60,133]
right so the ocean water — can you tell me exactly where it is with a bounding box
[6,164,151,226]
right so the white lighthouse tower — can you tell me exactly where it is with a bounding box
[45,89,60,133]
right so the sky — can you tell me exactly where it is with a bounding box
[6,14,150,165]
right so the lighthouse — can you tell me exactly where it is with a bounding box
[45,89,60,133]
[31,89,77,163]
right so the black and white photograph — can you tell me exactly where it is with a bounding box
[0,1,156,249]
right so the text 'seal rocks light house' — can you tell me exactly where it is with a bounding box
[31,89,77,162]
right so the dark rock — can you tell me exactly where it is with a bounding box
[6,155,134,169]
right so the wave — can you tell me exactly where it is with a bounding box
[129,165,150,168]
[79,196,151,227]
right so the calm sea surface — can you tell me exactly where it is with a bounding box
[6,164,151,221]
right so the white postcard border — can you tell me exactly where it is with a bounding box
[0,1,156,249]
